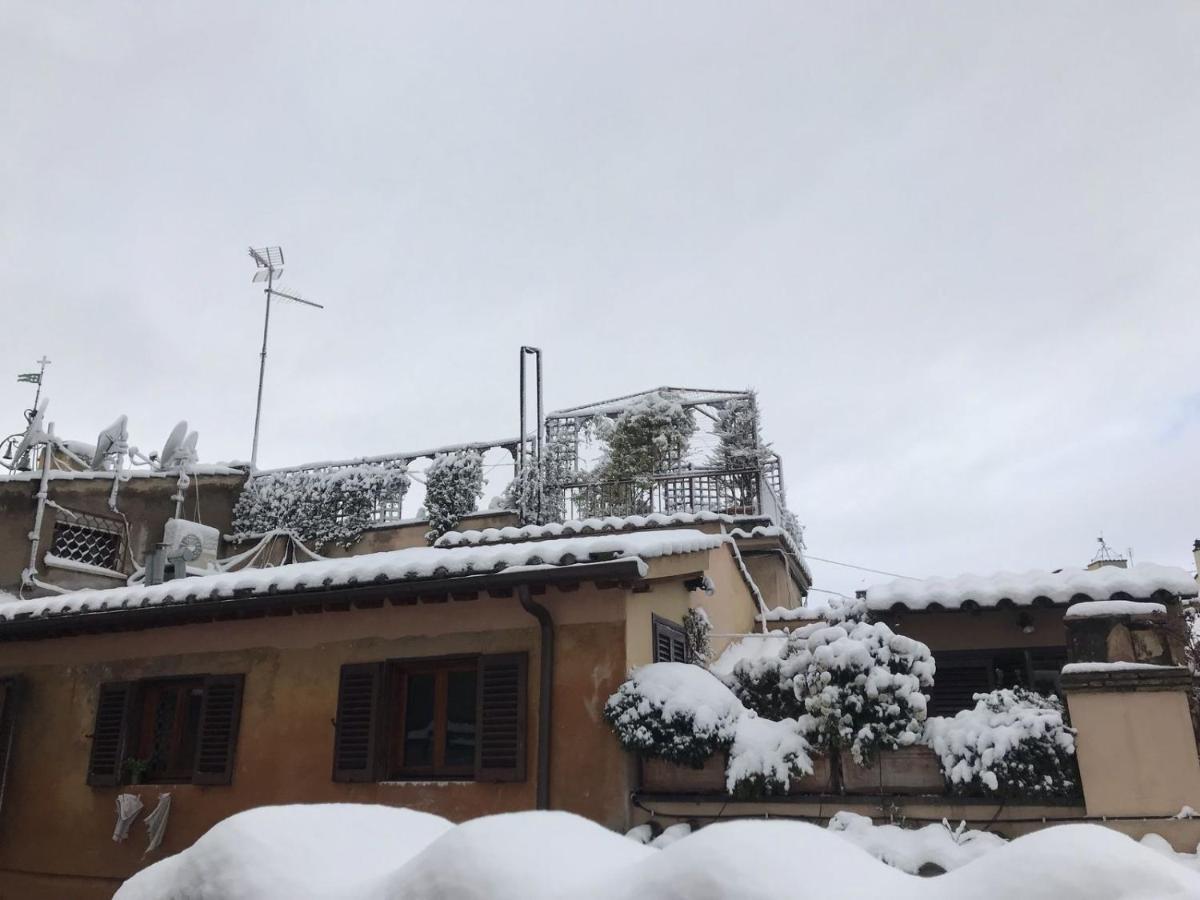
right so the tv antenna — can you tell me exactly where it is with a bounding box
[248,246,324,468]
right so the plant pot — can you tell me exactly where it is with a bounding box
[788,754,835,795]
[842,746,945,795]
[640,753,727,795]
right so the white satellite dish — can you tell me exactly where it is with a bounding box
[91,415,129,470]
[159,421,188,470]
[181,430,199,464]
[11,398,49,469]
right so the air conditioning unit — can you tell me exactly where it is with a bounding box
[162,518,220,570]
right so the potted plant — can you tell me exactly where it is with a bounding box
[123,757,152,785]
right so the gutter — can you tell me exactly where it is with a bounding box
[518,584,554,810]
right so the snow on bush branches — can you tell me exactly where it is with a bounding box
[603,662,812,796]
[924,688,1079,798]
[723,603,934,767]
[233,463,410,550]
[424,450,485,541]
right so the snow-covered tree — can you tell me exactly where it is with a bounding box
[708,396,772,470]
[232,462,410,550]
[924,688,1079,799]
[683,607,713,667]
[423,450,485,541]
[784,617,934,768]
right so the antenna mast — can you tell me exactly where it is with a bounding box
[248,246,325,468]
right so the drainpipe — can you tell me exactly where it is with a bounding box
[518,584,554,810]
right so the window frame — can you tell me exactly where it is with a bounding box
[49,510,125,572]
[132,676,207,785]
[651,614,688,663]
[388,655,480,780]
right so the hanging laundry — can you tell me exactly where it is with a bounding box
[112,793,143,842]
[142,793,172,856]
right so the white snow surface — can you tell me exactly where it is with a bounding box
[709,633,789,678]
[1064,600,1168,619]
[866,563,1197,611]
[0,530,726,623]
[118,805,1200,899]
[725,712,813,791]
[0,463,242,483]
[1061,661,1183,674]
[826,811,1006,873]
[436,511,737,546]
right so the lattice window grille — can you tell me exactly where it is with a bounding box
[50,513,123,571]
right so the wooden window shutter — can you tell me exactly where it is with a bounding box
[87,682,135,786]
[193,674,245,785]
[0,678,20,814]
[476,653,527,782]
[333,662,385,783]
[652,616,687,663]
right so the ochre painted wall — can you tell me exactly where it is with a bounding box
[0,584,631,899]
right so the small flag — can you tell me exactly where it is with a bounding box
[16,373,40,384]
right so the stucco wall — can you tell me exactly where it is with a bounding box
[879,607,1067,653]
[0,583,631,898]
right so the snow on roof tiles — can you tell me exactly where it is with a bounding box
[435,512,740,547]
[0,529,727,625]
[0,464,244,483]
[864,563,1197,613]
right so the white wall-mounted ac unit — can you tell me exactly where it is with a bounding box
[162,518,220,570]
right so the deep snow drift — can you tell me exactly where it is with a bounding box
[115,805,1200,900]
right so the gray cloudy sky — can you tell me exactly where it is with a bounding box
[2,2,1197,598]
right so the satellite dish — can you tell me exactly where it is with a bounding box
[159,421,188,470]
[181,430,199,464]
[91,415,129,470]
[10,398,49,469]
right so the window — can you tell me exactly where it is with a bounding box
[50,512,123,571]
[333,654,526,783]
[928,648,1068,716]
[86,675,244,787]
[652,615,687,663]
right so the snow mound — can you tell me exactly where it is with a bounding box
[371,810,653,899]
[826,811,1005,873]
[114,804,453,900]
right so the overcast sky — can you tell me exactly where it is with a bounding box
[2,2,1197,598]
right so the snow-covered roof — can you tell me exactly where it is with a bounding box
[548,386,751,419]
[1063,600,1167,620]
[436,512,742,547]
[0,464,244,483]
[0,529,728,629]
[865,564,1198,613]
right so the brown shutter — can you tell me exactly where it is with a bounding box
[333,662,385,782]
[192,674,245,785]
[0,678,19,814]
[652,616,687,663]
[476,653,527,782]
[87,682,135,786]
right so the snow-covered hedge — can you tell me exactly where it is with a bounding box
[923,688,1079,798]
[232,462,410,550]
[604,662,813,795]
[424,450,485,541]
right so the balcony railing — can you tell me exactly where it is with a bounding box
[556,465,781,523]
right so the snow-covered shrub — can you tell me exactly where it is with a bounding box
[726,643,801,720]
[604,662,813,796]
[784,616,935,767]
[708,396,772,470]
[604,663,741,767]
[503,436,571,525]
[232,462,410,550]
[683,607,712,667]
[726,713,813,798]
[423,450,485,541]
[923,688,1079,798]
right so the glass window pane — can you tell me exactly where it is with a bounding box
[444,670,478,768]
[404,674,436,768]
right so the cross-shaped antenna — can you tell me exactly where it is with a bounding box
[248,245,325,467]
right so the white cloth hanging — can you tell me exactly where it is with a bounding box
[112,793,143,842]
[143,793,172,856]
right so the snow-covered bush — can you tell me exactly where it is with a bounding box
[785,616,934,767]
[503,436,571,525]
[708,396,772,470]
[604,662,812,796]
[923,688,1079,798]
[604,663,741,767]
[423,450,485,541]
[232,462,410,550]
[683,607,712,667]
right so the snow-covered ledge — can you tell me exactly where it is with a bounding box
[43,553,126,581]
